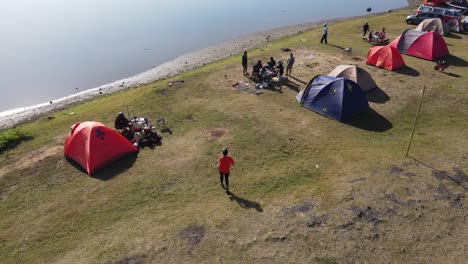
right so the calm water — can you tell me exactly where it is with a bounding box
[0,0,408,112]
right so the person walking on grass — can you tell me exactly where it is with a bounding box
[362,22,369,38]
[320,23,328,44]
[217,148,235,195]
[286,53,294,77]
[242,51,249,76]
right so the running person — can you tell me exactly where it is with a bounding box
[217,148,235,195]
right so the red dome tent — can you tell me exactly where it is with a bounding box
[389,29,449,61]
[366,45,405,71]
[64,121,138,175]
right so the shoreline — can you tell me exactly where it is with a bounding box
[0,4,414,131]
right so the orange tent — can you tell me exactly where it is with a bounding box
[64,121,138,175]
[366,45,405,71]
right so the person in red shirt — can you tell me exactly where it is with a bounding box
[217,148,235,195]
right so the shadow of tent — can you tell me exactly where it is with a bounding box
[395,65,420,77]
[65,153,137,180]
[229,192,264,212]
[445,33,462,39]
[366,87,390,104]
[345,108,393,132]
[443,54,468,67]
[92,154,138,180]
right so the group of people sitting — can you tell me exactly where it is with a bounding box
[251,57,285,88]
[361,22,389,45]
[115,112,162,148]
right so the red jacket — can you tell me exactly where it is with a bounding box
[218,156,234,173]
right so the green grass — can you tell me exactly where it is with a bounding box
[0,129,32,153]
[0,7,467,264]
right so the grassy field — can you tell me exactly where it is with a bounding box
[0,8,467,264]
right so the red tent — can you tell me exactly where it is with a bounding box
[366,45,405,71]
[389,29,449,61]
[64,121,138,175]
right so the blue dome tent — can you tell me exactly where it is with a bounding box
[296,75,369,122]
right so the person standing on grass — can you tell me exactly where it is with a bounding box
[217,148,235,195]
[362,22,369,38]
[320,23,328,44]
[242,51,248,76]
[286,53,294,76]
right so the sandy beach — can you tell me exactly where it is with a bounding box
[0,4,415,131]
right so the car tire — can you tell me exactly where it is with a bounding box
[406,19,412,25]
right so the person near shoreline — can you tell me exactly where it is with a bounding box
[115,112,130,130]
[320,23,328,44]
[362,22,369,38]
[252,60,263,81]
[217,148,235,195]
[286,53,294,76]
[378,28,386,44]
[267,57,276,68]
[277,60,284,82]
[242,51,249,76]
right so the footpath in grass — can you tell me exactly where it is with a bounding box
[0,8,467,264]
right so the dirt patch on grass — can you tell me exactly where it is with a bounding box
[0,145,62,178]
[307,214,328,228]
[284,199,314,216]
[210,128,227,138]
[157,89,168,96]
[452,167,467,184]
[389,165,404,174]
[115,255,146,264]
[179,225,205,245]
[351,206,382,224]
[434,184,464,208]
[184,114,194,121]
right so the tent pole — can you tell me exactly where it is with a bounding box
[405,86,425,157]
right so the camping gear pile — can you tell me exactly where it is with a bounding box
[119,116,162,148]
[434,60,449,71]
[255,66,277,89]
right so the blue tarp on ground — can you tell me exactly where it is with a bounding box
[296,75,369,122]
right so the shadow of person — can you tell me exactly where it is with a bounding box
[366,87,390,104]
[288,76,307,85]
[443,54,468,67]
[345,108,393,132]
[161,127,173,135]
[395,65,420,77]
[66,153,137,180]
[229,192,264,212]
[440,71,461,78]
[282,80,301,92]
[327,43,346,50]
